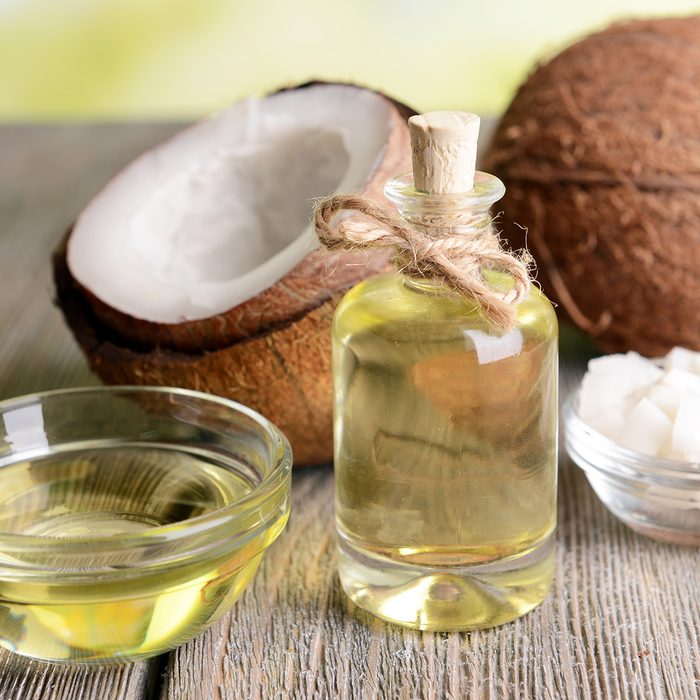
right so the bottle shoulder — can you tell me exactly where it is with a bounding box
[333,272,557,344]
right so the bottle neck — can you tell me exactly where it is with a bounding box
[383,171,505,238]
[383,171,507,294]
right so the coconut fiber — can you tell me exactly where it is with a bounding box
[314,193,532,330]
[485,16,700,356]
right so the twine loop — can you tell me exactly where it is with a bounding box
[313,194,532,329]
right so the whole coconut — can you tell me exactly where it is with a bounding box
[485,16,700,356]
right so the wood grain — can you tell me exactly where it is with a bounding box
[0,655,156,700]
[0,125,698,700]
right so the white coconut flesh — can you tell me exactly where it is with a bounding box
[67,84,396,323]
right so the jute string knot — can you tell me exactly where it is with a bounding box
[313,194,532,330]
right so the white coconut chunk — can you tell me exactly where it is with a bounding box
[664,346,700,372]
[579,375,633,423]
[67,84,396,323]
[580,347,700,462]
[662,368,700,396]
[586,407,627,439]
[616,398,673,457]
[588,352,660,377]
[648,384,683,420]
[671,395,700,459]
[579,353,662,422]
[587,353,663,389]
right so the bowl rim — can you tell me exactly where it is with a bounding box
[564,389,700,479]
[0,385,293,556]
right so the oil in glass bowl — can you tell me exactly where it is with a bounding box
[0,388,291,664]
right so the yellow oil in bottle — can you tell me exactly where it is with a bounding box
[333,272,558,631]
[0,447,287,663]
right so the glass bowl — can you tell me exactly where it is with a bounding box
[564,390,700,546]
[0,386,292,664]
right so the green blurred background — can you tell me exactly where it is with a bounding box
[2,0,699,121]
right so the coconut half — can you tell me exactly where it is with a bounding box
[67,83,410,351]
[56,83,414,465]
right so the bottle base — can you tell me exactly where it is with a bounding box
[338,532,556,632]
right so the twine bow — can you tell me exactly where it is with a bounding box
[313,194,532,330]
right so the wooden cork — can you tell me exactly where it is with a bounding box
[408,111,480,194]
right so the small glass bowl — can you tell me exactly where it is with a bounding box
[0,386,292,664]
[564,390,700,546]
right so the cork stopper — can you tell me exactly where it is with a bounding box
[408,111,480,194]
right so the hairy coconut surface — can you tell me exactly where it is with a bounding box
[55,240,337,466]
[57,83,415,466]
[485,16,700,356]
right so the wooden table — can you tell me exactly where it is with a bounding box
[0,125,698,700]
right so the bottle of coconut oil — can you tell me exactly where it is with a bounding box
[315,112,558,631]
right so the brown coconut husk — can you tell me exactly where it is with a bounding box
[55,238,338,466]
[56,84,416,466]
[485,16,700,356]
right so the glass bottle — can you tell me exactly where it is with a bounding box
[331,113,558,631]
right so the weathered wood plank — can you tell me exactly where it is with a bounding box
[0,656,156,700]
